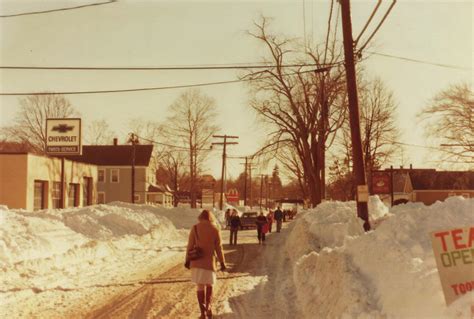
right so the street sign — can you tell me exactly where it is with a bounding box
[356,185,369,202]
[372,172,391,194]
[46,118,82,155]
[431,226,474,305]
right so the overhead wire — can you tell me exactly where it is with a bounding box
[0,62,337,71]
[0,0,116,18]
[365,51,472,70]
[354,0,382,45]
[132,134,214,152]
[0,64,336,96]
[323,0,334,64]
[357,0,397,54]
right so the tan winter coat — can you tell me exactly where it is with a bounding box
[186,220,225,271]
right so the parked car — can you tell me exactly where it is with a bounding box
[240,212,258,229]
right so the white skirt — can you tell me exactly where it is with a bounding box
[191,268,217,285]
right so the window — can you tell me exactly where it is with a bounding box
[52,182,61,209]
[110,169,119,183]
[98,192,106,204]
[68,184,79,207]
[34,181,46,210]
[83,177,92,206]
[134,194,140,202]
[98,169,105,183]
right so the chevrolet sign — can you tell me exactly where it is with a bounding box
[46,118,82,155]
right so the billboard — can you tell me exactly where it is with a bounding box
[46,118,82,155]
[372,172,391,194]
[431,226,474,305]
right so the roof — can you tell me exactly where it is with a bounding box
[148,184,173,193]
[409,171,474,190]
[66,145,153,166]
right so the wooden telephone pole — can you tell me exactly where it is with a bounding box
[128,133,139,204]
[212,135,238,210]
[340,0,371,231]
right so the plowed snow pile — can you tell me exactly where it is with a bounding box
[287,196,473,318]
[0,204,186,316]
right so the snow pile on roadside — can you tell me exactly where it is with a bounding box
[288,196,473,318]
[0,204,185,296]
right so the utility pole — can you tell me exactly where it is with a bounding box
[212,135,238,210]
[265,175,269,209]
[259,174,264,210]
[128,133,139,204]
[240,157,248,206]
[247,162,256,208]
[340,0,371,231]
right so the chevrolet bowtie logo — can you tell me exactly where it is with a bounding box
[52,124,74,133]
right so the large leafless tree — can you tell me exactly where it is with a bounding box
[164,89,218,208]
[332,77,400,195]
[84,119,116,145]
[419,82,474,165]
[246,18,347,207]
[2,94,77,153]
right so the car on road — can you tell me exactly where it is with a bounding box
[240,212,258,229]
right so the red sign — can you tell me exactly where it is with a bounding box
[372,173,391,194]
[226,188,239,202]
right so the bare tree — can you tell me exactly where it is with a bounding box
[2,94,77,153]
[419,82,474,164]
[335,77,400,193]
[84,119,116,145]
[164,89,218,208]
[246,17,347,207]
[156,150,187,206]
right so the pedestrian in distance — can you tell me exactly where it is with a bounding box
[256,211,269,244]
[224,208,231,229]
[274,206,284,233]
[185,210,226,319]
[266,210,274,233]
[229,209,241,245]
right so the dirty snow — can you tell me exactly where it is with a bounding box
[286,196,473,318]
[0,203,188,318]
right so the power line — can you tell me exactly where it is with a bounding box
[354,0,382,45]
[0,1,116,18]
[357,0,397,54]
[323,0,335,64]
[133,134,213,152]
[0,62,336,71]
[366,51,472,70]
[0,65,334,96]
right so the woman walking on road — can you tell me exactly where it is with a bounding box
[256,212,269,244]
[185,210,226,319]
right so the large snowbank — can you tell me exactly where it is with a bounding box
[287,196,473,318]
[0,204,186,312]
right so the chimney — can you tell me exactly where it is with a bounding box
[113,138,118,146]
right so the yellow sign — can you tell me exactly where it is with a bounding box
[430,226,474,305]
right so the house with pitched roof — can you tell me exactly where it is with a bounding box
[377,167,474,206]
[67,139,173,206]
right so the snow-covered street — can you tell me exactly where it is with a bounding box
[1,197,473,318]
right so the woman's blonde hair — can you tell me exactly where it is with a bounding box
[198,209,215,223]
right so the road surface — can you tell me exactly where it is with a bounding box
[84,224,300,318]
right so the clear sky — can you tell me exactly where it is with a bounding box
[0,0,472,179]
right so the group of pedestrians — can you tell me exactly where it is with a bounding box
[184,207,286,318]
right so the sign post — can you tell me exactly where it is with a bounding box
[46,118,82,209]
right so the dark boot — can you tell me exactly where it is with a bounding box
[205,286,213,318]
[197,290,206,318]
